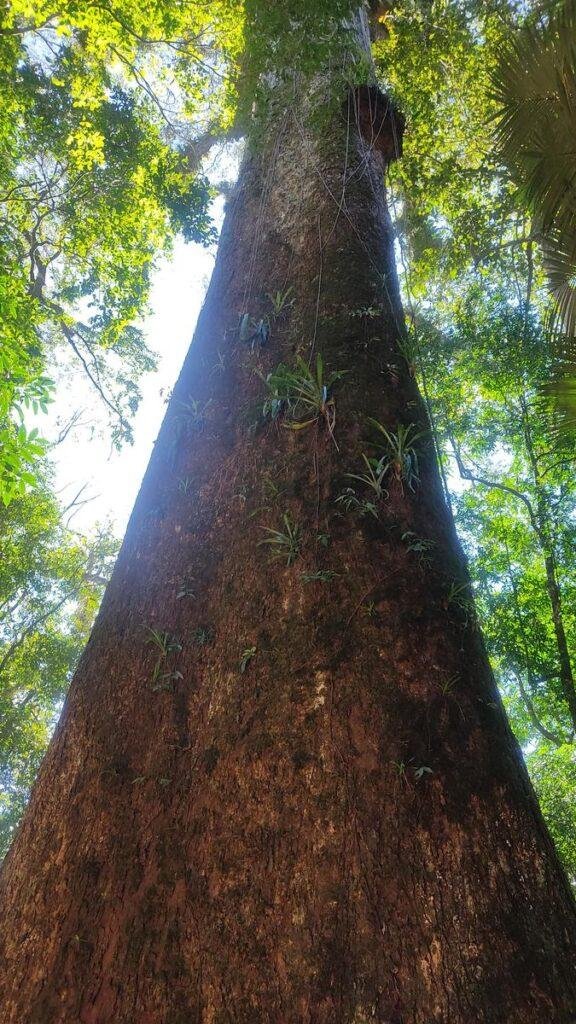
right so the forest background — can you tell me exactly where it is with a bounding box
[1,0,575,878]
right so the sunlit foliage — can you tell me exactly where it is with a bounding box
[0,0,242,501]
[0,467,117,856]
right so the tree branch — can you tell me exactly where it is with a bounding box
[0,591,77,682]
[448,435,539,532]
[511,668,569,747]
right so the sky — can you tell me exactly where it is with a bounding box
[47,200,225,539]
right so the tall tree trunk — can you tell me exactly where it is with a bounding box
[2,11,576,1023]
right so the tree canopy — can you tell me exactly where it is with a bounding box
[0,0,239,502]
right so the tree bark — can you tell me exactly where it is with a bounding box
[2,12,576,1023]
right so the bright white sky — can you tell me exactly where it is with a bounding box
[47,198,225,539]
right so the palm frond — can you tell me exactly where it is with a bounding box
[493,0,576,446]
[541,234,576,336]
[492,2,576,233]
[540,328,576,442]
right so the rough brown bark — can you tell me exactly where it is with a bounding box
[2,15,576,1024]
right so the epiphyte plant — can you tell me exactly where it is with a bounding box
[237,287,293,352]
[146,627,182,659]
[402,531,436,565]
[336,454,386,520]
[259,513,302,566]
[368,419,427,493]
[168,397,212,467]
[177,578,195,600]
[444,580,474,621]
[301,569,339,583]
[262,354,345,447]
[349,305,380,319]
[145,627,183,690]
[440,672,460,696]
[239,313,270,349]
[210,349,226,376]
[239,646,257,673]
[393,758,433,783]
[173,396,211,431]
[335,487,379,520]
[397,329,419,377]
[402,531,435,554]
[192,626,213,646]
[266,286,294,319]
[346,454,388,500]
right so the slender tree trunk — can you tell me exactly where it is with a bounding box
[520,395,576,731]
[505,546,567,746]
[2,12,576,1023]
[542,548,576,726]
